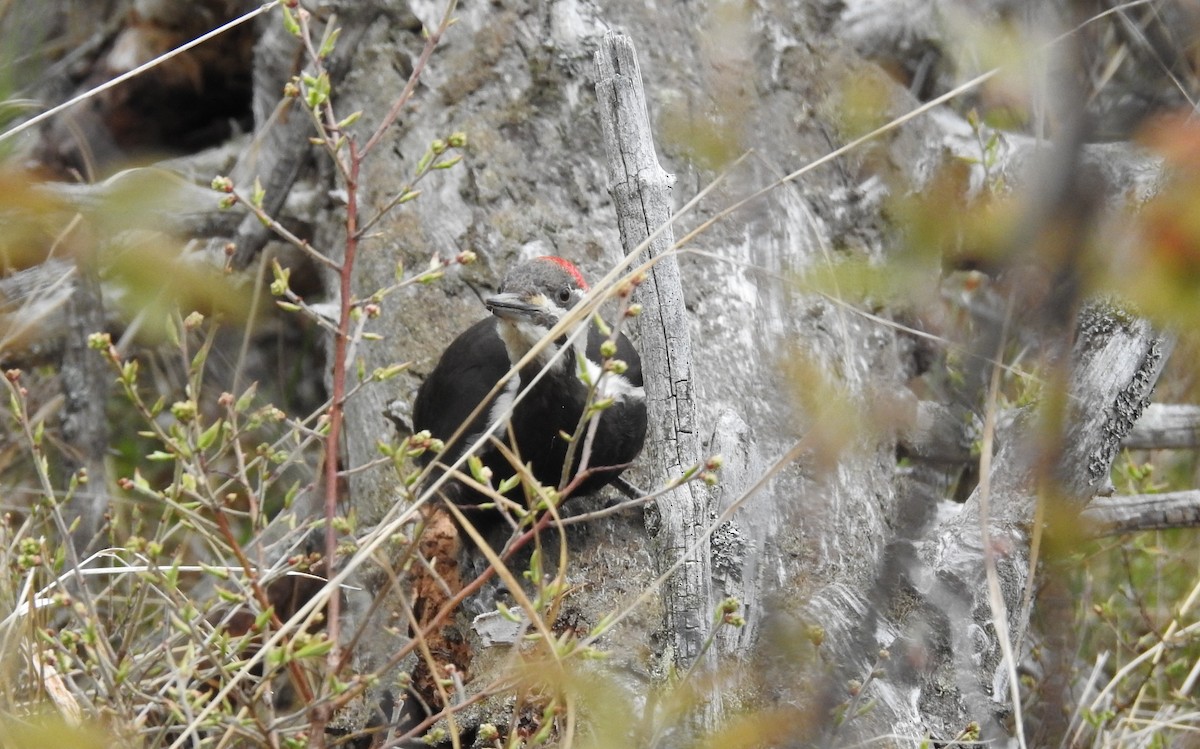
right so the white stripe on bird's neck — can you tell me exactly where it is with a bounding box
[496,313,644,403]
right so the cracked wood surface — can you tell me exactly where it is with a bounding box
[594,31,714,685]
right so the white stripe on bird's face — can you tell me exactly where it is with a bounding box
[492,291,572,368]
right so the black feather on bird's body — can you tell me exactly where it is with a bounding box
[412,257,647,513]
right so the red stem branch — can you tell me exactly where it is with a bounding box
[323,143,361,670]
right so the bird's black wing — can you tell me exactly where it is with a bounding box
[586,325,643,387]
[412,317,511,464]
[572,322,647,495]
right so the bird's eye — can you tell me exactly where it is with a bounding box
[557,287,572,304]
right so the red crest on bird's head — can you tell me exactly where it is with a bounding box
[536,256,589,291]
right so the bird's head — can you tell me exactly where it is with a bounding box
[486,256,589,366]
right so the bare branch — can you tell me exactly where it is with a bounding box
[1084,491,1200,535]
[1123,404,1200,450]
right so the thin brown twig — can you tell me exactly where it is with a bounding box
[360,1,460,157]
[213,509,317,705]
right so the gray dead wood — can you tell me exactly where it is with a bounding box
[920,310,1168,738]
[0,171,240,368]
[836,0,1197,142]
[1122,403,1200,450]
[908,108,1164,209]
[228,8,306,270]
[806,308,1169,744]
[47,171,243,239]
[58,258,110,554]
[0,260,76,366]
[1083,491,1200,534]
[594,29,715,688]
[899,398,973,463]
[902,400,1200,464]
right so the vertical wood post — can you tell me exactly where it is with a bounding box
[594,31,719,722]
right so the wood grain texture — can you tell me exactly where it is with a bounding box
[594,31,714,685]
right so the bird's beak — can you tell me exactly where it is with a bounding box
[486,292,554,326]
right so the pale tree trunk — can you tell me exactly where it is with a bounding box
[594,30,715,704]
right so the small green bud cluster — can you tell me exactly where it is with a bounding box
[805,623,825,648]
[418,131,469,174]
[15,537,43,571]
[171,400,198,423]
[718,596,745,627]
[699,453,724,486]
[210,175,239,209]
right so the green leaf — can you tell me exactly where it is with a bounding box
[251,177,266,209]
[165,314,181,347]
[254,606,275,630]
[304,71,331,109]
[592,313,612,338]
[468,454,489,484]
[318,27,342,59]
[234,383,258,413]
[266,646,287,668]
[281,4,300,35]
[270,259,291,296]
[197,419,223,451]
[575,350,593,386]
[372,363,410,381]
[215,587,243,603]
[283,481,300,509]
[416,148,434,174]
[294,637,334,660]
[121,358,139,383]
[497,601,519,622]
[201,563,230,580]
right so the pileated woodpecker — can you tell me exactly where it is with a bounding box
[412,256,647,512]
